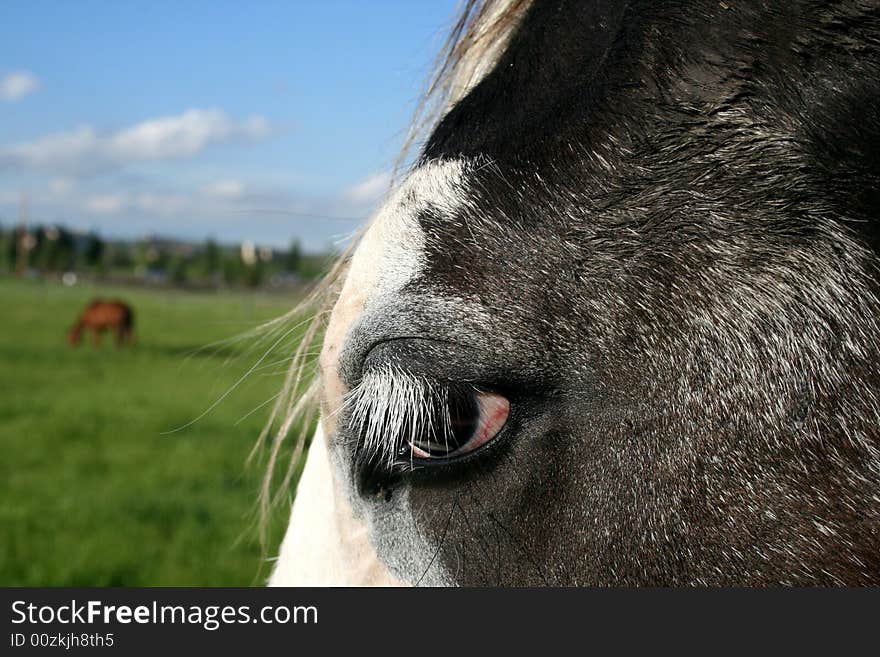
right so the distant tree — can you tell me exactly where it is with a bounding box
[243,260,264,288]
[6,227,18,272]
[169,255,189,285]
[203,238,220,275]
[222,254,244,285]
[286,239,302,273]
[55,227,76,270]
[37,225,75,271]
[132,240,152,271]
[105,242,134,270]
[0,225,8,272]
[297,252,334,280]
[83,232,104,268]
[30,224,46,269]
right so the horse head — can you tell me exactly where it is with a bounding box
[271,0,880,586]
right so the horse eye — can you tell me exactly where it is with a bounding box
[409,390,510,459]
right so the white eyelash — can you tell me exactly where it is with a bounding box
[343,364,454,468]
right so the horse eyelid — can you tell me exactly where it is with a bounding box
[346,366,509,466]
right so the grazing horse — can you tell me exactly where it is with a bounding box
[268,0,880,585]
[68,300,134,347]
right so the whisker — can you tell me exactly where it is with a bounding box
[235,391,283,426]
[416,500,457,587]
[162,320,305,435]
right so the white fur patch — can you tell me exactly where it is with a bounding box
[346,158,468,310]
[271,159,470,586]
[268,423,403,586]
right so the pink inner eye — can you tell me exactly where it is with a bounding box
[410,391,509,459]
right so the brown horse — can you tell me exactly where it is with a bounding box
[68,299,135,347]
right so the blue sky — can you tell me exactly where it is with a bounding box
[0,0,459,250]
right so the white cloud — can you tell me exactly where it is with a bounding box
[343,171,391,204]
[202,179,244,199]
[77,180,244,220]
[0,71,39,102]
[134,192,187,214]
[0,109,272,174]
[48,177,75,196]
[107,110,268,161]
[85,194,126,214]
[6,125,98,169]
[241,116,270,138]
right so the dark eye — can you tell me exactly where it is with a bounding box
[409,390,509,459]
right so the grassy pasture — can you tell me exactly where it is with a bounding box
[0,277,310,585]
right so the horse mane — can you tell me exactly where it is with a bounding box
[397,0,532,172]
[251,0,534,541]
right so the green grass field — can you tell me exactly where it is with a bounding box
[0,277,311,585]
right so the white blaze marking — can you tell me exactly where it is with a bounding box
[272,159,470,586]
[345,158,467,311]
[320,158,470,430]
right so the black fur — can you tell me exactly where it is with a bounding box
[345,0,880,584]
